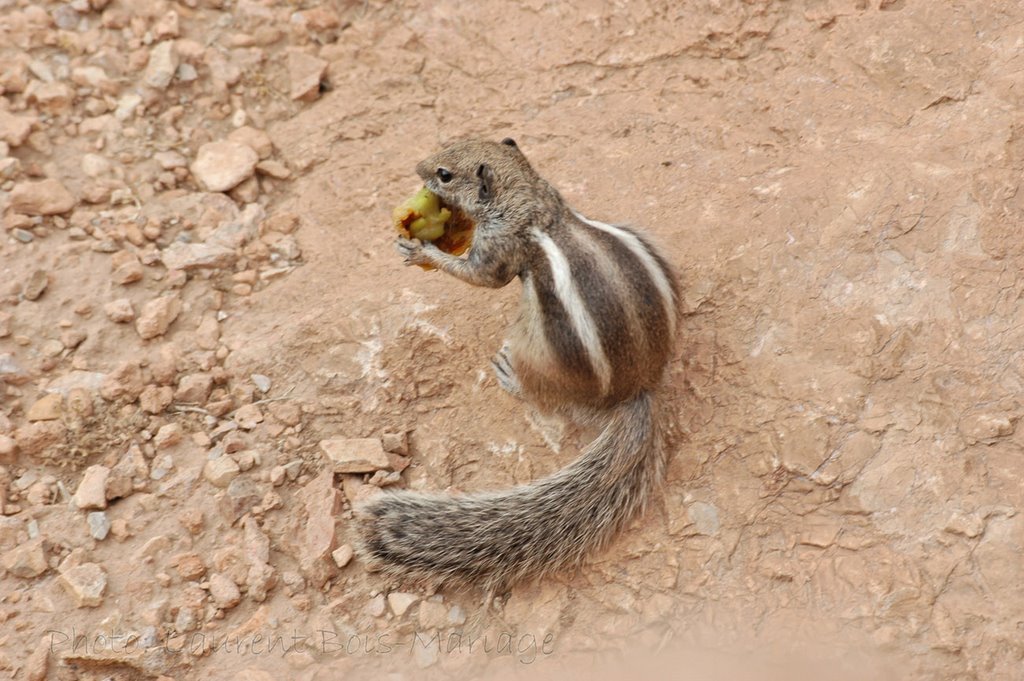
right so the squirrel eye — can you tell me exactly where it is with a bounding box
[436,167,453,183]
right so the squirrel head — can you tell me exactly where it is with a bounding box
[416,138,557,226]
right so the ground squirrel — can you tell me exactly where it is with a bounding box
[359,138,681,590]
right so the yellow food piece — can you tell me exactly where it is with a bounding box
[392,188,451,242]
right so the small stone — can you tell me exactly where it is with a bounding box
[136,294,182,340]
[204,456,241,488]
[73,465,111,510]
[319,438,389,473]
[110,250,144,285]
[27,393,63,421]
[228,126,273,159]
[418,599,449,629]
[175,373,213,404]
[255,160,291,179]
[190,141,259,193]
[250,374,271,393]
[268,401,301,427]
[144,41,179,89]
[23,269,49,301]
[945,511,986,538]
[0,310,11,338]
[104,298,135,322]
[959,411,1015,444]
[154,150,187,169]
[58,563,107,607]
[160,241,237,271]
[0,435,16,464]
[365,593,386,617]
[87,511,111,540]
[234,404,263,430]
[10,180,75,216]
[174,552,207,580]
[288,50,328,101]
[221,475,263,521]
[2,538,48,578]
[381,432,408,456]
[388,592,419,617]
[81,153,111,178]
[139,385,174,414]
[0,110,35,147]
[154,423,183,449]
[331,544,354,568]
[209,572,242,609]
[298,469,340,587]
[60,328,87,349]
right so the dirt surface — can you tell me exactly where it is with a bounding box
[1,0,1023,679]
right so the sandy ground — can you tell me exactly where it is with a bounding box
[1,0,1023,679]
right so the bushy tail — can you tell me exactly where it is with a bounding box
[357,391,668,590]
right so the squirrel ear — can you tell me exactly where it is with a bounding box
[477,163,494,202]
[501,137,517,147]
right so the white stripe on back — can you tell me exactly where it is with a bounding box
[532,227,613,394]
[572,210,676,336]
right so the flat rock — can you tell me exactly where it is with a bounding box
[136,294,182,340]
[58,563,107,607]
[27,393,62,421]
[144,41,179,89]
[204,456,241,488]
[2,538,48,578]
[331,544,354,568]
[73,465,110,510]
[23,269,49,301]
[10,179,75,216]
[209,572,242,610]
[190,141,258,192]
[160,240,237,271]
[298,469,340,587]
[387,592,419,617]
[0,110,35,146]
[288,50,327,101]
[87,511,111,540]
[319,437,389,473]
[104,298,135,323]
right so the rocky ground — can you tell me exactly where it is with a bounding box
[1,0,1023,679]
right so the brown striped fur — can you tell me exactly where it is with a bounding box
[359,139,681,590]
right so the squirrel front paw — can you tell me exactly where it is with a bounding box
[395,237,436,267]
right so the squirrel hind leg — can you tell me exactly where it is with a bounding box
[491,341,523,398]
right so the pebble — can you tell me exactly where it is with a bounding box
[23,269,49,301]
[287,49,328,101]
[331,544,354,568]
[136,294,182,340]
[0,110,35,146]
[154,423,183,449]
[319,437,390,473]
[0,311,11,338]
[104,298,135,323]
[87,511,111,540]
[190,141,259,192]
[382,431,408,456]
[175,372,213,404]
[418,599,449,629]
[209,572,242,609]
[234,403,264,430]
[174,552,207,580]
[255,159,291,179]
[250,374,272,393]
[10,179,76,216]
[73,465,111,510]
[160,240,237,271]
[228,126,273,159]
[365,593,386,617]
[59,563,108,607]
[0,435,16,464]
[27,393,63,421]
[13,228,34,243]
[110,250,145,285]
[297,469,340,587]
[387,592,419,617]
[204,455,241,488]
[139,384,174,414]
[2,538,48,578]
[144,41,179,89]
